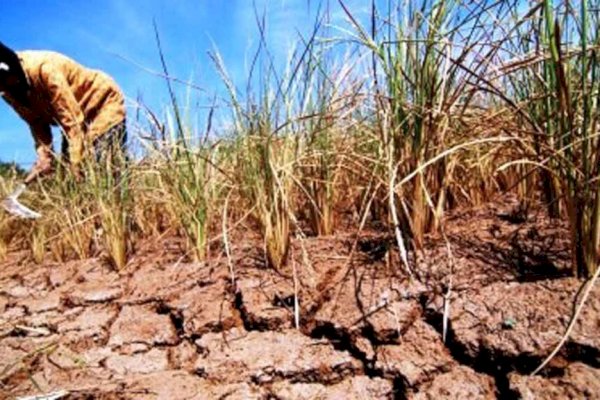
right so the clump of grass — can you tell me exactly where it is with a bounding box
[209,9,313,270]
[215,71,295,270]
[338,0,507,275]
[153,131,221,262]
[302,122,338,236]
[0,165,28,259]
[502,0,600,278]
[297,46,358,237]
[30,223,46,264]
[150,26,222,261]
[86,149,131,270]
[0,216,14,261]
[239,129,293,270]
[27,171,96,263]
[129,159,171,239]
[0,183,15,260]
[0,229,8,261]
[18,155,125,267]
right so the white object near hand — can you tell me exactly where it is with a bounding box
[1,183,41,219]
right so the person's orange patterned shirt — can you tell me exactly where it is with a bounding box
[2,50,125,166]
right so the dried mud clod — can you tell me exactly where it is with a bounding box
[419,195,571,291]
[375,319,456,389]
[107,304,179,348]
[267,376,394,400]
[121,261,220,304]
[421,275,600,398]
[194,328,363,385]
[509,363,600,400]
[233,271,298,332]
[165,278,241,338]
[443,279,600,371]
[412,366,497,400]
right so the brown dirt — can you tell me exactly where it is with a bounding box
[413,366,497,400]
[509,362,600,399]
[1,195,598,399]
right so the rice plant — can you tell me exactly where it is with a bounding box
[144,27,224,262]
[30,171,96,263]
[86,148,131,270]
[152,130,221,262]
[209,7,331,269]
[336,0,509,271]
[297,44,363,236]
[501,0,600,278]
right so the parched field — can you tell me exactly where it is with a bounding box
[1,196,598,399]
[1,1,600,399]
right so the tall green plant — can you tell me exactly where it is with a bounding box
[503,0,600,278]
[340,0,499,252]
[159,137,218,261]
[150,25,221,261]
[542,0,599,278]
[209,6,334,269]
[87,145,131,270]
[294,32,351,236]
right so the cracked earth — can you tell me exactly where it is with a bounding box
[1,195,599,399]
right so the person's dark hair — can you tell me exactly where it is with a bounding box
[0,41,29,101]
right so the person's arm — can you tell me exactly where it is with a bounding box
[39,64,86,168]
[31,119,52,160]
[1,92,54,183]
[24,119,54,184]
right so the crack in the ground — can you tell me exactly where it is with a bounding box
[564,342,600,368]
[307,322,379,376]
[250,363,358,386]
[392,377,409,400]
[117,297,165,307]
[422,304,547,399]
[421,287,600,399]
[233,286,279,332]
[99,304,123,347]
[306,319,437,399]
[156,301,185,339]
[296,281,425,398]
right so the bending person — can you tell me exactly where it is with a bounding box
[0,41,126,183]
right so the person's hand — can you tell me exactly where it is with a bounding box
[24,157,54,184]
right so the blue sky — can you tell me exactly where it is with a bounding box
[0,0,372,166]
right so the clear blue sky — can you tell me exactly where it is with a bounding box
[0,0,372,166]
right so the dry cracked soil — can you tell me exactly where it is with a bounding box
[1,195,599,399]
